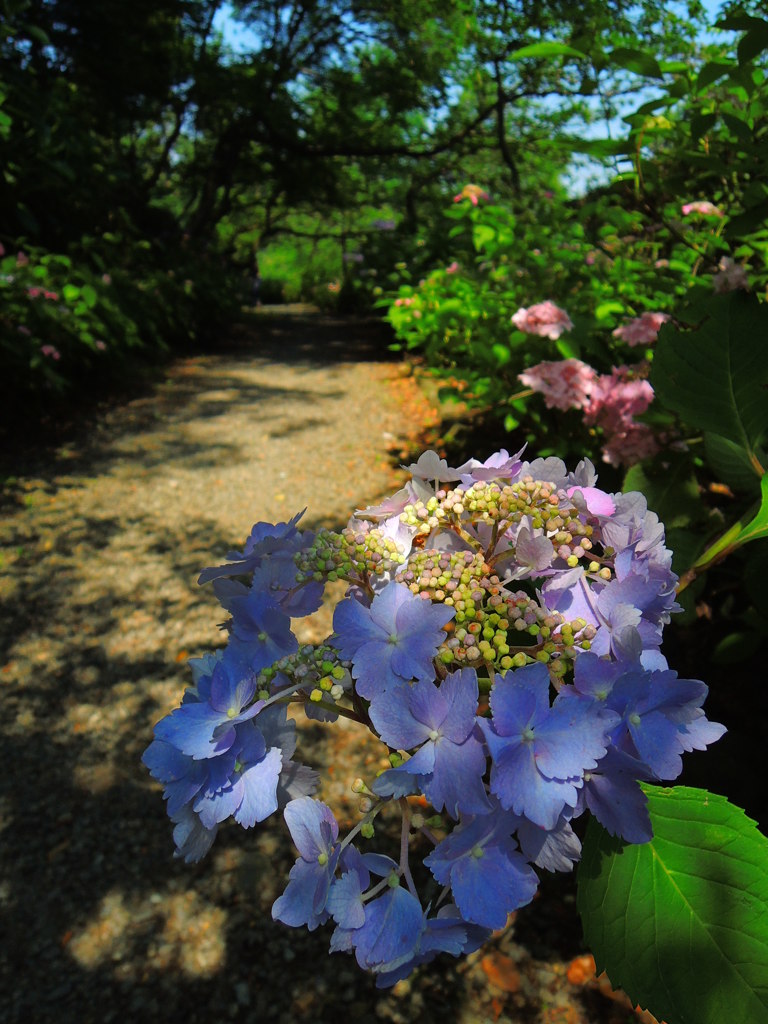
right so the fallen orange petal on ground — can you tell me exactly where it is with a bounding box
[566,953,596,985]
[480,952,522,992]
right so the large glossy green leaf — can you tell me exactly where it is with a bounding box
[704,433,763,493]
[623,452,704,528]
[650,293,768,461]
[578,786,768,1024]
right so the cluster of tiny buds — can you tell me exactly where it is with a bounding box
[400,477,605,571]
[396,549,595,674]
[257,644,351,704]
[294,525,406,584]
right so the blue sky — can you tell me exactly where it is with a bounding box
[212,1,738,196]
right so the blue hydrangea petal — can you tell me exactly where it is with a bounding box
[276,761,320,805]
[573,653,628,700]
[584,769,652,844]
[333,596,385,659]
[425,733,490,818]
[326,870,367,929]
[195,775,243,828]
[171,805,218,863]
[476,715,516,762]
[489,663,549,735]
[492,743,579,828]
[370,765,426,799]
[676,712,726,752]
[142,738,197,783]
[423,814,498,884]
[353,886,424,968]
[350,639,401,699]
[408,678,448,730]
[515,816,582,871]
[283,797,339,861]
[208,660,255,714]
[533,698,611,779]
[361,853,399,877]
[626,709,683,779]
[437,668,480,742]
[235,746,283,827]
[450,845,538,930]
[154,701,235,760]
[366,577,409,629]
[256,704,297,760]
[272,858,330,930]
[369,681,434,750]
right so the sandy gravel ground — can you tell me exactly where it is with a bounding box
[0,311,657,1024]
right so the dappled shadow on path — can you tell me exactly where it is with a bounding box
[0,313,483,1024]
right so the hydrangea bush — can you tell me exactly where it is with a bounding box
[143,446,726,988]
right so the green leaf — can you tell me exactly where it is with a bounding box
[696,61,736,90]
[716,14,765,31]
[509,41,586,61]
[622,453,703,528]
[704,433,763,493]
[472,224,495,251]
[608,47,664,79]
[733,473,768,545]
[726,200,768,239]
[689,112,717,140]
[578,786,768,1024]
[665,525,704,577]
[492,343,511,366]
[81,284,98,308]
[650,293,768,460]
[564,137,628,157]
[738,21,768,64]
[721,111,754,144]
[62,283,81,302]
[595,301,625,321]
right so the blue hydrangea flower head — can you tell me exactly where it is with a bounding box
[478,662,614,828]
[153,651,263,760]
[332,580,454,700]
[272,798,341,930]
[369,669,490,817]
[424,808,539,929]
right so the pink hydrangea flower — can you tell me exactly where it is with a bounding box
[601,424,659,467]
[583,366,657,467]
[41,345,61,360]
[511,301,573,340]
[681,201,724,217]
[612,311,670,347]
[518,359,596,411]
[445,262,459,274]
[453,184,490,206]
[712,257,748,294]
[95,340,107,351]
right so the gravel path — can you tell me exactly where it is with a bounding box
[0,311,653,1024]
